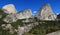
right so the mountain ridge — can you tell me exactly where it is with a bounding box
[0,3,60,35]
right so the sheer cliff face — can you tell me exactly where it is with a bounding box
[2,4,17,14]
[2,4,57,23]
[2,4,32,23]
[16,9,32,19]
[3,9,32,23]
[36,4,57,20]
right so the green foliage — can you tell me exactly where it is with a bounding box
[11,19,24,29]
[0,18,7,26]
[11,19,34,29]
[0,9,7,19]
[0,10,60,35]
[0,27,10,35]
[28,20,60,35]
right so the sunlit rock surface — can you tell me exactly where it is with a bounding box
[3,9,32,23]
[17,22,38,35]
[16,9,32,19]
[47,30,60,35]
[36,4,57,20]
[3,13,18,23]
[2,4,17,14]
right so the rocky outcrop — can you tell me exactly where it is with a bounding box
[36,4,57,20]
[16,9,32,19]
[47,30,60,35]
[17,22,38,35]
[1,24,14,34]
[2,4,17,14]
[3,9,32,23]
[3,13,18,23]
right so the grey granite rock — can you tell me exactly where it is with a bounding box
[36,4,57,20]
[16,9,32,19]
[3,9,32,23]
[47,30,60,35]
[2,4,17,14]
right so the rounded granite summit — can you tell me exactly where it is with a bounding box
[2,4,17,14]
[36,4,57,20]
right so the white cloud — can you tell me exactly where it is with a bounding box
[33,11,37,13]
[32,11,37,15]
[57,13,59,15]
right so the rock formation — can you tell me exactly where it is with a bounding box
[16,9,32,19]
[36,4,57,20]
[0,3,60,35]
[17,22,38,35]
[2,4,17,14]
[47,30,60,35]
[3,9,32,23]
[3,13,18,23]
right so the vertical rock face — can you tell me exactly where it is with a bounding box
[16,9,32,19]
[2,4,17,14]
[3,9,32,23]
[36,4,57,20]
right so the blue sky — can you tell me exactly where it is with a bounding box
[0,0,60,15]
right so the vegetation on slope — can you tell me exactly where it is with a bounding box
[0,9,60,35]
[25,20,60,35]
